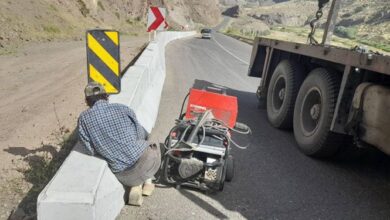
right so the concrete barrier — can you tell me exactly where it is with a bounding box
[37,143,125,220]
[110,31,196,132]
[37,31,196,220]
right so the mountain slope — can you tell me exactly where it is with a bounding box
[221,0,389,52]
[0,0,221,53]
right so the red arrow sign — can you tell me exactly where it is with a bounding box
[148,7,165,32]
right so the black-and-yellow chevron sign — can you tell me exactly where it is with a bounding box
[86,30,120,94]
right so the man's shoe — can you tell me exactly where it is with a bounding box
[128,185,143,206]
[142,183,155,196]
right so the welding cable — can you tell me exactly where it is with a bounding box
[165,125,182,149]
[197,125,206,147]
[226,134,249,150]
[203,120,228,132]
[211,119,252,135]
[204,122,228,136]
[178,92,190,119]
[209,119,236,132]
[161,121,195,184]
[160,125,183,167]
[164,125,179,150]
[202,123,227,145]
[163,123,186,152]
[172,123,191,146]
[166,148,193,155]
[212,129,248,150]
[211,134,224,141]
[164,124,192,155]
[205,119,251,150]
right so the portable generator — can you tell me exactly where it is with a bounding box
[161,82,250,192]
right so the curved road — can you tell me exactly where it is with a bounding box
[119,32,390,219]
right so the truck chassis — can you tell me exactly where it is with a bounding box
[248,37,390,157]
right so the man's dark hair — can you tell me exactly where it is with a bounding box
[86,94,108,107]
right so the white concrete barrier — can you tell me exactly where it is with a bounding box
[37,143,125,220]
[37,31,196,220]
[110,31,195,132]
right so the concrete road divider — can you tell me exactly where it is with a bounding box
[37,143,125,220]
[110,31,196,132]
[37,31,196,220]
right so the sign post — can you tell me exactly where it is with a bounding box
[147,7,168,41]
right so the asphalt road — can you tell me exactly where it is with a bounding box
[119,32,390,219]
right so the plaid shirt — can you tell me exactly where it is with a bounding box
[78,100,148,173]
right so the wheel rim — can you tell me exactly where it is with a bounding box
[300,87,322,137]
[272,76,286,112]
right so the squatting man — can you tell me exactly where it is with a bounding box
[77,82,161,206]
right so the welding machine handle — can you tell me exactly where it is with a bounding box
[204,86,227,95]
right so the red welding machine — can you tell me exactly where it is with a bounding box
[160,81,251,192]
[185,88,238,128]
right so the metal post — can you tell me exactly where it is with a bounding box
[322,0,342,45]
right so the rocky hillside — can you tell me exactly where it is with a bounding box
[221,0,389,52]
[165,0,221,29]
[0,0,221,53]
[220,0,288,6]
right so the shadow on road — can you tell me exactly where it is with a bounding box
[179,189,228,219]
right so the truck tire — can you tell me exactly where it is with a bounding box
[293,68,342,157]
[267,60,305,129]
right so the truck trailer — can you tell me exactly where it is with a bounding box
[248,0,390,157]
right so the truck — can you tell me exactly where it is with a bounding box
[248,0,390,157]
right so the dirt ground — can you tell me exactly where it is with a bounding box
[0,34,147,219]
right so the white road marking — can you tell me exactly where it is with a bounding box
[212,36,249,65]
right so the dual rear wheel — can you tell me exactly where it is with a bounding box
[267,60,342,157]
